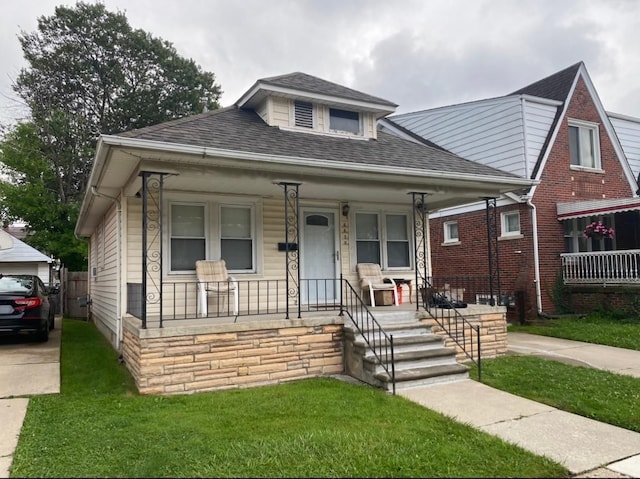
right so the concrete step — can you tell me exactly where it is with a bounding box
[363,345,458,373]
[375,363,470,390]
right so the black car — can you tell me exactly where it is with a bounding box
[0,274,54,342]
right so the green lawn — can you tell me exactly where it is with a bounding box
[471,355,640,433]
[11,319,568,478]
[509,312,640,351]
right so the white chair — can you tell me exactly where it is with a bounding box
[196,260,238,317]
[356,263,399,307]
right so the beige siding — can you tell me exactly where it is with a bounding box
[271,97,290,127]
[90,203,119,345]
[363,112,376,139]
[316,105,326,131]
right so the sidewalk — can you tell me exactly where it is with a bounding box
[399,333,640,478]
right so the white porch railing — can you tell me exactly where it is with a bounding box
[561,249,640,285]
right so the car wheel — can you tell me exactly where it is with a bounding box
[37,322,49,342]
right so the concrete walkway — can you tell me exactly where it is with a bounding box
[400,333,640,478]
[0,316,61,478]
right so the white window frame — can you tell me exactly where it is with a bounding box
[169,202,208,274]
[219,204,256,273]
[328,107,362,136]
[443,221,459,244]
[354,211,412,270]
[500,211,521,237]
[568,119,601,171]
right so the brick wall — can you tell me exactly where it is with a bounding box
[532,77,634,312]
[122,317,344,395]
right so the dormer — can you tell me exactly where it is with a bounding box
[235,72,397,140]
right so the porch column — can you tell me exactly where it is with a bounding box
[483,197,501,306]
[280,182,301,319]
[140,172,166,328]
[411,192,429,310]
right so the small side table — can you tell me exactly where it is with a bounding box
[393,279,413,304]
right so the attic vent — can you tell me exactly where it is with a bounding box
[294,101,313,128]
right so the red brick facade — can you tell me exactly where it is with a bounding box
[430,76,635,318]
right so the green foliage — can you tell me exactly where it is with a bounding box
[550,270,572,314]
[11,320,568,478]
[1,2,222,268]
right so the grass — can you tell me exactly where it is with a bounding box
[470,355,640,433]
[509,312,640,351]
[11,319,568,478]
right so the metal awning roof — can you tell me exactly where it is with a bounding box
[557,197,640,220]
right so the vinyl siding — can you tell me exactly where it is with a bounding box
[255,98,269,123]
[271,97,290,127]
[610,115,640,179]
[523,100,557,178]
[392,97,527,176]
[89,203,119,344]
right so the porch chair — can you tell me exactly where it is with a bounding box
[196,260,239,317]
[356,263,399,307]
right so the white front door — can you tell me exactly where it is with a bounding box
[301,210,338,303]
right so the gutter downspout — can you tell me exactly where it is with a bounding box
[526,197,543,315]
[90,186,122,349]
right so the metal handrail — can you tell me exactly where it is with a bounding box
[421,279,481,381]
[341,277,396,394]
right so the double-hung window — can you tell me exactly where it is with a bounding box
[355,212,410,269]
[170,203,206,272]
[568,121,600,169]
[501,211,520,237]
[220,206,254,271]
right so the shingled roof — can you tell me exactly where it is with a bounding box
[119,106,517,179]
[256,72,398,107]
[510,62,582,102]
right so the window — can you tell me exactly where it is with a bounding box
[294,101,313,128]
[444,221,459,243]
[355,213,380,264]
[385,215,410,268]
[568,121,600,169]
[329,108,360,134]
[220,206,254,271]
[501,211,520,237]
[563,216,614,253]
[355,212,410,269]
[170,203,206,272]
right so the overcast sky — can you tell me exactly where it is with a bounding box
[1,0,640,127]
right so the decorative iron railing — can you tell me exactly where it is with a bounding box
[341,278,396,394]
[419,278,481,380]
[561,249,640,285]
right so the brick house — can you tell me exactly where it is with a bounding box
[386,62,640,319]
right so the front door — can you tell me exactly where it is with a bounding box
[301,210,338,303]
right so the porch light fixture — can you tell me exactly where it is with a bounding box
[342,204,350,216]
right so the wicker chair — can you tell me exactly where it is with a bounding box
[195,260,238,317]
[356,263,399,307]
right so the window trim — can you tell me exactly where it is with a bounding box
[443,221,459,244]
[219,204,256,273]
[168,201,208,274]
[328,107,362,136]
[354,210,412,271]
[568,119,601,171]
[500,211,521,238]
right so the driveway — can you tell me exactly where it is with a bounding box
[0,315,61,398]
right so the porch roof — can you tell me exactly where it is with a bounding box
[557,197,640,220]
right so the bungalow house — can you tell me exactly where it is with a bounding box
[385,62,640,319]
[75,72,533,394]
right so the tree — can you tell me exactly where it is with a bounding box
[1,2,222,269]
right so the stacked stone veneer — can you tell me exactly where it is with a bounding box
[122,316,344,395]
[418,306,508,361]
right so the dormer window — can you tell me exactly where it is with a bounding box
[294,101,313,128]
[329,108,360,134]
